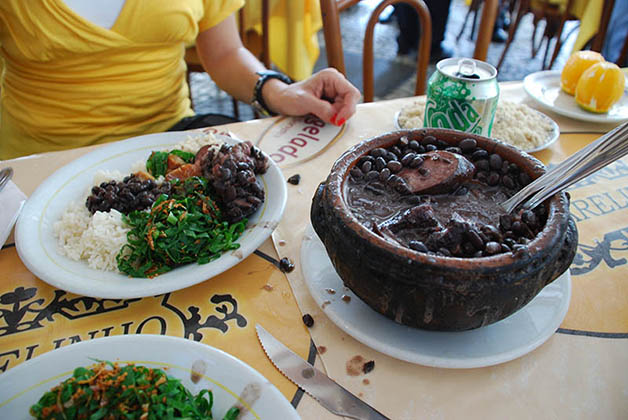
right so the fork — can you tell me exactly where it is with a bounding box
[0,167,13,194]
[501,121,628,213]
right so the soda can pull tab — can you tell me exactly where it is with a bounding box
[456,59,480,79]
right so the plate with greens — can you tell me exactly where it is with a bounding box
[15,131,287,298]
[0,334,299,419]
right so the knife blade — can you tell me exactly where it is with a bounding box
[256,324,390,420]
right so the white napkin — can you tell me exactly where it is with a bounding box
[0,180,27,247]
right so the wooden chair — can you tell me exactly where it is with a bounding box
[496,0,573,70]
[320,0,432,101]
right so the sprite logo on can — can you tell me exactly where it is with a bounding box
[424,58,499,137]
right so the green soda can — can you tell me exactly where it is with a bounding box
[424,58,499,136]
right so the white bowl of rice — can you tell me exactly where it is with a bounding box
[396,98,560,153]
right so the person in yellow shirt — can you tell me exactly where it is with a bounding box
[0,0,361,159]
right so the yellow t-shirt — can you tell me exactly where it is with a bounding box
[0,0,244,159]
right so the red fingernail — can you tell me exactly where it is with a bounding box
[336,118,345,126]
[330,113,338,125]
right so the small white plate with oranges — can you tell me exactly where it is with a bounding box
[523,51,628,123]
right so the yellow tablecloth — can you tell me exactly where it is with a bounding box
[1,82,627,419]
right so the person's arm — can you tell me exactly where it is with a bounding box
[195,15,361,125]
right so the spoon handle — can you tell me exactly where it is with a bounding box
[501,121,628,213]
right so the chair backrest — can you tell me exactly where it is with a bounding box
[320,0,432,102]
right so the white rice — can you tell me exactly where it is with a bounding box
[53,132,226,274]
[398,99,554,150]
[54,203,130,272]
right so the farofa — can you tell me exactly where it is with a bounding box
[398,99,555,151]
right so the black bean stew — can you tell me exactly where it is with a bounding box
[344,134,546,258]
[85,141,269,224]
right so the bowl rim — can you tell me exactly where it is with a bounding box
[324,128,572,271]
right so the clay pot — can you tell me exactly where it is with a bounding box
[311,129,578,331]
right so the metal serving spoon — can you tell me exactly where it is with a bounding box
[0,167,13,194]
[501,121,628,213]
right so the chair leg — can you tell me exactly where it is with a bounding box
[470,0,481,41]
[618,31,628,66]
[457,3,474,41]
[497,0,529,70]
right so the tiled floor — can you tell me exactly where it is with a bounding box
[190,0,579,119]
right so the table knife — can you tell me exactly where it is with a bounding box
[256,324,390,420]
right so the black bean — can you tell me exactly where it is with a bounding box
[462,242,476,255]
[466,229,484,250]
[387,160,402,173]
[473,250,484,258]
[384,151,397,162]
[379,168,391,182]
[489,154,503,170]
[471,149,489,161]
[425,144,438,152]
[418,167,429,176]
[422,135,437,146]
[512,244,528,258]
[387,174,403,185]
[475,159,490,171]
[445,146,462,154]
[370,147,386,158]
[504,237,517,248]
[358,155,374,165]
[350,168,363,179]
[499,214,513,231]
[409,240,428,252]
[365,170,379,181]
[487,172,500,185]
[225,185,237,201]
[361,160,373,173]
[374,157,387,171]
[401,153,416,166]
[485,241,501,255]
[521,210,538,227]
[502,175,516,189]
[476,171,489,183]
[409,156,424,168]
[436,140,450,149]
[394,181,412,194]
[519,172,531,186]
[482,224,502,241]
[439,247,452,257]
[512,220,523,233]
[247,196,262,205]
[279,257,295,273]
[408,140,421,151]
[287,174,301,185]
[509,163,519,173]
[302,314,314,327]
[91,186,103,195]
[501,243,511,253]
[389,145,402,157]
[459,138,477,152]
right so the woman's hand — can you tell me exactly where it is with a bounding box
[263,68,362,126]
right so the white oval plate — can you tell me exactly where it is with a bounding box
[15,131,287,299]
[301,225,571,369]
[394,107,561,153]
[0,334,299,419]
[523,70,628,123]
